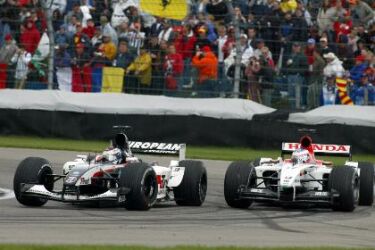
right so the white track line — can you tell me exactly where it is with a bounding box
[0,188,15,200]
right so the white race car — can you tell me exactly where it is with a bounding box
[13,130,207,210]
[224,136,374,211]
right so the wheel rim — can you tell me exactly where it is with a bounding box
[143,174,157,200]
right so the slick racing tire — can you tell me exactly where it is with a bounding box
[328,166,359,212]
[13,157,54,207]
[224,159,259,209]
[358,162,374,206]
[119,162,158,210]
[173,160,207,206]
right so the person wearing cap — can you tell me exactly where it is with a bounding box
[350,73,375,105]
[349,54,368,85]
[282,41,309,108]
[125,45,152,94]
[318,36,333,55]
[323,52,345,79]
[192,45,218,97]
[194,26,212,55]
[0,34,18,89]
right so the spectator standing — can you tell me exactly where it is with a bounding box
[148,35,164,94]
[0,34,18,88]
[349,0,375,28]
[125,46,152,94]
[323,52,345,78]
[307,51,326,109]
[72,22,92,52]
[244,56,262,102]
[192,45,218,97]
[71,43,91,92]
[177,24,197,88]
[163,44,184,95]
[126,22,146,54]
[11,44,31,89]
[320,75,340,105]
[100,15,118,46]
[54,44,72,91]
[350,54,368,85]
[351,73,375,105]
[52,9,64,32]
[114,40,135,69]
[317,36,333,55]
[98,33,117,61]
[19,19,41,54]
[214,25,231,96]
[82,19,96,39]
[282,42,309,108]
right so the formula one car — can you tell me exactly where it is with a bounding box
[224,136,374,211]
[13,128,207,210]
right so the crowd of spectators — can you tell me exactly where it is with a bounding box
[0,0,374,108]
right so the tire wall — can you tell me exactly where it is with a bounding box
[1,108,374,154]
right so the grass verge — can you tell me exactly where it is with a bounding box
[0,246,373,250]
[0,136,374,164]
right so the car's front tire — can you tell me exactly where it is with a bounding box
[224,159,259,209]
[329,166,359,212]
[13,157,54,207]
[358,162,374,206]
[173,160,207,206]
[118,162,158,210]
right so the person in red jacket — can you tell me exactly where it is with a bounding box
[192,45,218,97]
[163,44,183,95]
[19,19,41,54]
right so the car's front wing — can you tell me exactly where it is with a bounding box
[20,184,129,203]
[238,186,339,205]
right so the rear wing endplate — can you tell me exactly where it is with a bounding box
[129,141,186,161]
[282,142,352,159]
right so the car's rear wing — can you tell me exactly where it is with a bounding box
[281,142,352,159]
[129,141,186,161]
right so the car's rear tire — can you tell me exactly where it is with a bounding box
[224,159,259,209]
[358,162,374,206]
[329,166,359,212]
[173,160,207,206]
[13,157,54,207]
[118,162,158,210]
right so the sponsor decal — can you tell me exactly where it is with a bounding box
[283,143,350,154]
[129,141,181,154]
[65,177,77,184]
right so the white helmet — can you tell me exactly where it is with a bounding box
[291,148,310,165]
[102,148,123,164]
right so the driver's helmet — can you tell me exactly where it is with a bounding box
[291,148,310,165]
[102,148,123,164]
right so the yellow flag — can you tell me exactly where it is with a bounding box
[102,67,124,93]
[140,0,188,20]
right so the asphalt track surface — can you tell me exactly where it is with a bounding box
[0,148,374,247]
